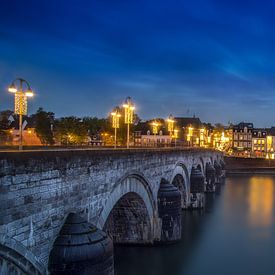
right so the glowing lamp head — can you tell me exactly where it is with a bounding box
[25,91,34,97]
[8,83,17,93]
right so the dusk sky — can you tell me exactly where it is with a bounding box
[0,0,275,126]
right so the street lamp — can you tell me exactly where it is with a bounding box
[123,97,135,149]
[111,107,121,149]
[200,128,205,147]
[152,121,159,135]
[167,114,175,147]
[187,126,193,147]
[173,129,179,147]
[8,78,34,150]
[167,115,175,136]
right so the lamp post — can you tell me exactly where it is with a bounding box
[167,114,175,147]
[111,107,121,149]
[8,78,34,150]
[123,97,135,149]
[200,128,205,147]
[174,129,179,147]
[187,126,193,147]
[152,121,159,135]
[151,121,160,147]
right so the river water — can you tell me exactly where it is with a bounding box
[114,176,275,275]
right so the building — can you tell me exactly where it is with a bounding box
[134,131,172,147]
[134,121,172,147]
[174,116,211,147]
[265,127,275,159]
[9,128,42,146]
[251,128,267,158]
[232,122,253,157]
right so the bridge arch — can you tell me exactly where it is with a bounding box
[194,157,205,176]
[97,173,155,244]
[0,234,45,275]
[171,163,190,208]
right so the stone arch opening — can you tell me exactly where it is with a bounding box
[171,162,190,208]
[172,174,188,208]
[0,235,45,275]
[97,173,154,244]
[103,192,152,244]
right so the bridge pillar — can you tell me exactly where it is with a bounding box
[205,163,216,193]
[220,159,226,184]
[49,213,114,275]
[214,161,222,184]
[190,167,205,208]
[157,178,182,242]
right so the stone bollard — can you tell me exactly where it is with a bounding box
[205,163,216,192]
[157,178,182,242]
[48,213,114,275]
[190,167,205,208]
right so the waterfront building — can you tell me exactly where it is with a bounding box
[232,122,253,157]
[251,128,267,158]
[133,129,172,147]
[134,120,172,147]
[266,127,275,159]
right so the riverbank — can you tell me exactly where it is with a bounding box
[225,156,275,175]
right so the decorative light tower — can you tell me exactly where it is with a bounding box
[174,129,179,147]
[167,114,175,147]
[167,115,175,136]
[152,121,159,135]
[8,78,34,150]
[111,107,121,149]
[187,126,193,147]
[123,97,135,149]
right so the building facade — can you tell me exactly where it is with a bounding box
[232,122,253,157]
[251,129,267,158]
[134,130,172,147]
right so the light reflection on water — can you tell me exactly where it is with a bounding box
[248,177,273,228]
[114,176,275,275]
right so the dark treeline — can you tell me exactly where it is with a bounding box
[0,107,142,146]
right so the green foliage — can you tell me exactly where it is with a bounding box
[0,110,13,145]
[32,107,55,145]
[82,117,111,135]
[55,116,88,145]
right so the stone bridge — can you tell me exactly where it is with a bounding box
[0,148,223,274]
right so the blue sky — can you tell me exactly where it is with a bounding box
[0,0,275,126]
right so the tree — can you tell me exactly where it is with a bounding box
[32,108,55,145]
[55,116,88,145]
[0,110,13,145]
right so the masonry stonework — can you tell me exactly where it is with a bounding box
[0,148,222,273]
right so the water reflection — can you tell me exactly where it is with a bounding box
[115,176,275,275]
[248,177,274,228]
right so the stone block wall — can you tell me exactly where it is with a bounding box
[0,148,222,270]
